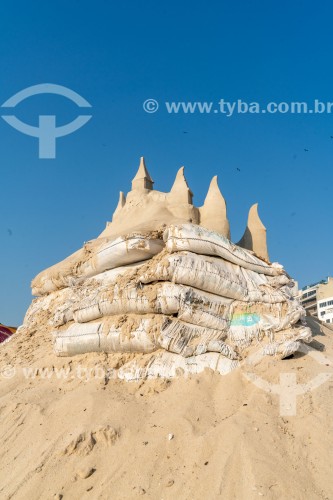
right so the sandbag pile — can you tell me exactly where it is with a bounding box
[21,223,311,380]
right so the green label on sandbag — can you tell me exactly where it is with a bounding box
[231,313,260,327]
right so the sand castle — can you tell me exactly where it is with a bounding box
[20,157,312,379]
[2,170,332,500]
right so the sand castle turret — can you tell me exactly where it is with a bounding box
[168,167,193,204]
[166,167,199,223]
[237,203,269,261]
[199,176,230,239]
[112,192,126,221]
[131,156,154,191]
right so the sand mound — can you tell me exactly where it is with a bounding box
[0,317,332,499]
[2,161,331,498]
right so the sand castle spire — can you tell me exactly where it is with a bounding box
[112,191,126,221]
[237,203,269,261]
[168,166,193,204]
[199,176,230,239]
[131,156,154,191]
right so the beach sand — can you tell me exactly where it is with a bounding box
[0,317,332,500]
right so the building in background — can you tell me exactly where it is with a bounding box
[300,277,333,323]
[316,277,333,324]
[300,279,326,317]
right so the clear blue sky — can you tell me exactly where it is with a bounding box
[1,0,332,325]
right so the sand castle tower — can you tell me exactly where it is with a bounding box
[237,203,269,261]
[131,156,154,191]
[199,176,230,239]
[166,167,199,222]
[112,191,126,221]
[168,167,193,204]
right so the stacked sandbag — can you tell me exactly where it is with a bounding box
[31,233,164,296]
[22,223,311,378]
[53,315,164,356]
